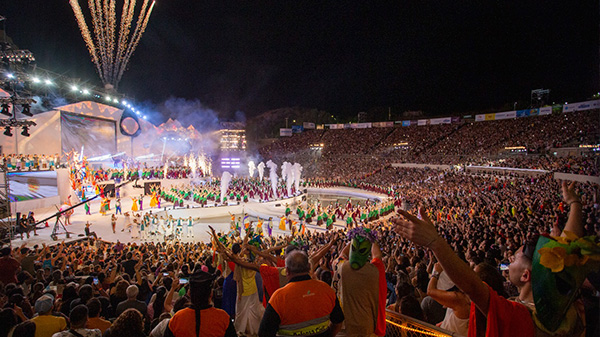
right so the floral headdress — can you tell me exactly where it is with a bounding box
[347,227,378,243]
[533,231,600,334]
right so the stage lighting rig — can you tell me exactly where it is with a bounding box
[0,103,9,117]
[0,119,36,137]
[21,103,32,117]
[0,97,37,118]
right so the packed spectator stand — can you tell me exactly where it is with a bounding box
[0,108,598,337]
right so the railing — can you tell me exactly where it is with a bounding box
[385,310,459,337]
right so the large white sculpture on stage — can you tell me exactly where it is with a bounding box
[257,162,265,181]
[266,160,278,198]
[293,162,303,193]
[220,171,232,203]
[248,160,256,178]
[281,161,293,196]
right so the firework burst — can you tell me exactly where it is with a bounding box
[69,0,155,90]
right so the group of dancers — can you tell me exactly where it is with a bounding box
[113,212,196,241]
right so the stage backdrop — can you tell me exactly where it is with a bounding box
[60,112,117,157]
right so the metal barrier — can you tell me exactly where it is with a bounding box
[385,310,459,337]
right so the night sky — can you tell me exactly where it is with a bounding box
[2,1,599,120]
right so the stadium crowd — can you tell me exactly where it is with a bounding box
[0,110,598,337]
[259,109,599,178]
[0,163,598,336]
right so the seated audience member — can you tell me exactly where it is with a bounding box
[165,271,235,337]
[51,304,101,337]
[30,294,67,337]
[103,308,145,337]
[85,298,111,334]
[115,285,147,318]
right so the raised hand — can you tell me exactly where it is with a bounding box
[561,181,580,205]
[392,208,440,248]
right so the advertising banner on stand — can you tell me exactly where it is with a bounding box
[280,128,292,137]
[539,107,552,115]
[291,125,304,133]
[351,123,372,129]
[430,117,451,125]
[495,111,517,120]
[517,108,539,117]
[327,124,344,129]
[562,100,600,112]
[373,121,394,127]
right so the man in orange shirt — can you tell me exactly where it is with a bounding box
[85,298,111,334]
[258,250,344,337]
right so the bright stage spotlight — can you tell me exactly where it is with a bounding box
[44,79,53,85]
[122,100,127,105]
[0,103,10,117]
[105,96,112,101]
[71,85,79,91]
[6,73,14,79]
[3,127,12,137]
[32,77,41,83]
[21,103,33,117]
[82,89,90,95]
[21,126,30,137]
[142,115,147,120]
[113,98,119,103]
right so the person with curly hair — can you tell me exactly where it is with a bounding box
[103,308,146,337]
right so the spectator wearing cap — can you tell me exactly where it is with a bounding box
[30,294,66,337]
[85,298,111,334]
[115,285,147,318]
[258,250,344,337]
[51,304,100,337]
[0,247,21,286]
[165,271,235,337]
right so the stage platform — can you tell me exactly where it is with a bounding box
[9,186,389,247]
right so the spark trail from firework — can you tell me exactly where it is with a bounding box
[69,0,155,89]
